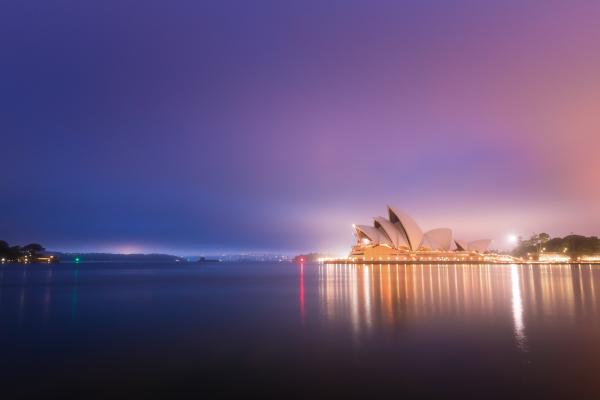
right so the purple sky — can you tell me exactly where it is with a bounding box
[2,1,600,255]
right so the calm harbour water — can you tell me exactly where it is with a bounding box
[1,261,600,398]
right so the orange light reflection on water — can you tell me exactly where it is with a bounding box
[318,263,600,349]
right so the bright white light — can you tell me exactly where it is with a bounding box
[511,265,526,350]
[508,234,518,244]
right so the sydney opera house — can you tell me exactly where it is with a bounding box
[341,206,514,264]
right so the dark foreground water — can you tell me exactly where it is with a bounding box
[1,262,600,398]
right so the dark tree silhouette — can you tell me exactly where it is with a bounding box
[8,245,22,260]
[514,234,600,258]
[0,240,9,259]
[22,243,45,256]
[1,241,52,262]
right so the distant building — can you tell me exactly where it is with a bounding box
[538,253,571,263]
[349,206,495,263]
[34,254,59,263]
[578,255,600,262]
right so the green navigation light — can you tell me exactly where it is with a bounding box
[74,257,80,263]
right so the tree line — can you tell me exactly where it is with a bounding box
[513,233,600,258]
[0,241,46,262]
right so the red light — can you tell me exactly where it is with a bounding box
[300,257,304,263]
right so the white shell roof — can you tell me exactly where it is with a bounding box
[374,217,410,249]
[423,228,453,250]
[387,206,423,251]
[468,239,492,252]
[354,224,391,246]
[353,207,491,253]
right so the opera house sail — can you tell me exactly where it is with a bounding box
[342,205,510,264]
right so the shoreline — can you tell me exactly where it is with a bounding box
[323,259,600,265]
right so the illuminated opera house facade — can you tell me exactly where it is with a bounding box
[346,206,512,263]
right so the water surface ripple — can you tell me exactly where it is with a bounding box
[0,262,599,398]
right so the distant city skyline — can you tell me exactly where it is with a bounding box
[2,1,600,255]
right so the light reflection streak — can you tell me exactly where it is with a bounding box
[18,268,27,325]
[364,266,372,332]
[511,265,526,350]
[350,266,359,339]
[300,263,305,323]
[43,268,53,323]
[318,263,600,349]
[71,268,79,320]
[0,268,3,311]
